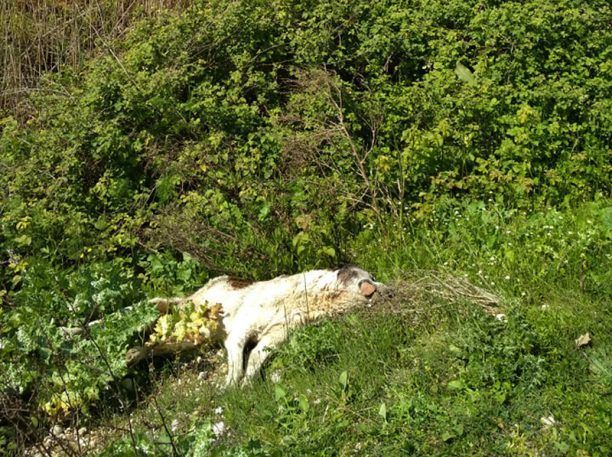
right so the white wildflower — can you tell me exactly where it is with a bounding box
[540,415,556,430]
[270,371,282,383]
[212,421,226,438]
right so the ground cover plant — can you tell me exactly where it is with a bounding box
[0,0,610,455]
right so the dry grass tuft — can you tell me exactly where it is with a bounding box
[373,270,502,319]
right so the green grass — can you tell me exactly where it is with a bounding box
[94,201,611,456]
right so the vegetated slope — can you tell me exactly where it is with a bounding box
[116,280,608,456]
[98,205,610,456]
[0,0,610,455]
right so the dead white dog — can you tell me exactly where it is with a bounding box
[151,266,387,386]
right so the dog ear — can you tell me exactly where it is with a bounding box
[359,280,376,297]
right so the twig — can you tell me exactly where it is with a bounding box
[151,395,179,457]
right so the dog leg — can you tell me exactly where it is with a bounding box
[242,327,287,385]
[224,332,249,386]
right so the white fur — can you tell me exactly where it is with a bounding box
[154,266,385,386]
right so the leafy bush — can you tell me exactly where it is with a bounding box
[2,0,609,277]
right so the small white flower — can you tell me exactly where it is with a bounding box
[214,406,224,415]
[495,313,507,322]
[270,371,282,383]
[212,421,226,438]
[504,275,510,280]
[171,419,179,433]
[540,415,556,430]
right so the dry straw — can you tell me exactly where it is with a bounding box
[1,0,186,115]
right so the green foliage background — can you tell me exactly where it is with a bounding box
[0,0,610,454]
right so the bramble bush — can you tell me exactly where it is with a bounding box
[0,0,610,452]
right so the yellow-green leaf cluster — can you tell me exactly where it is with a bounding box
[147,301,224,347]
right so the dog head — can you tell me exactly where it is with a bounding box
[335,265,392,302]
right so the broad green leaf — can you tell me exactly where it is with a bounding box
[455,62,476,85]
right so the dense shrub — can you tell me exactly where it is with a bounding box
[2,0,609,275]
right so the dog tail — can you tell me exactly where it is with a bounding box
[148,297,185,314]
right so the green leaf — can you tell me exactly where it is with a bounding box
[378,402,387,422]
[11,275,22,288]
[455,62,476,85]
[448,344,462,356]
[274,386,286,401]
[298,395,309,413]
[338,370,348,389]
[447,379,464,390]
[442,431,454,442]
[15,234,32,246]
[177,267,192,282]
[319,246,336,258]
[258,202,271,221]
[454,424,464,436]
